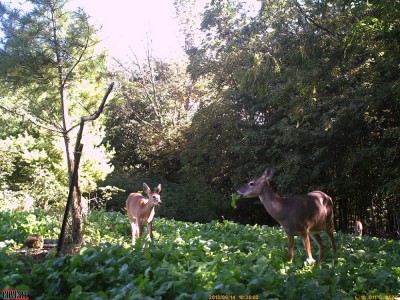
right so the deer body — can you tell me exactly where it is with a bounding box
[354,220,363,237]
[237,168,337,263]
[266,192,332,235]
[126,183,161,244]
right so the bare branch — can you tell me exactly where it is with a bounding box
[81,82,114,122]
[65,122,81,135]
[73,82,114,154]
[145,35,163,128]
[118,46,163,129]
[130,110,161,133]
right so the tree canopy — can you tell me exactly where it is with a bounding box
[175,0,400,234]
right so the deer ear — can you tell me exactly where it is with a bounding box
[143,183,151,194]
[263,167,275,180]
[155,184,161,193]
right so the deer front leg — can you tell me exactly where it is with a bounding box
[135,217,143,238]
[301,231,315,264]
[287,235,294,263]
[130,222,137,244]
[147,222,153,241]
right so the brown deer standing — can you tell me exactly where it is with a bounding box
[354,220,363,237]
[126,183,162,244]
[237,168,337,264]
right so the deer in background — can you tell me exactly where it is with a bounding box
[236,167,337,264]
[354,220,363,237]
[126,183,162,244]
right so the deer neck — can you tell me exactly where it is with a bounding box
[258,183,283,220]
[140,199,155,218]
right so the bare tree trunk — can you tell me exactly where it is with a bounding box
[71,175,84,245]
[57,143,83,256]
[61,129,84,246]
[57,83,114,253]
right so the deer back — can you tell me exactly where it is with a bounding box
[276,192,333,235]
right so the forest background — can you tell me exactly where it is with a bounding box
[0,0,399,238]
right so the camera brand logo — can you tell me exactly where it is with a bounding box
[1,290,29,300]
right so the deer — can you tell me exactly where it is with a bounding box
[354,220,363,237]
[126,183,162,244]
[236,167,337,264]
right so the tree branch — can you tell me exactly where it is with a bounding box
[73,82,114,152]
[62,23,91,88]
[64,82,114,137]
[294,1,337,36]
[117,48,163,130]
[145,35,164,128]
[0,103,62,134]
[81,82,114,122]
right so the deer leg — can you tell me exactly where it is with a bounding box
[147,222,153,241]
[310,233,325,263]
[300,231,315,263]
[326,229,337,258]
[137,222,142,238]
[287,235,294,263]
[130,222,137,244]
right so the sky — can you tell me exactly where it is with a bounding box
[67,0,187,61]
[3,0,188,61]
[3,0,261,62]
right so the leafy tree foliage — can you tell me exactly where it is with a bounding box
[0,130,67,211]
[103,53,214,220]
[177,0,400,235]
[0,0,112,245]
[100,0,399,234]
[106,57,198,173]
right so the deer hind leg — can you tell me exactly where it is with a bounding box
[326,228,337,258]
[300,231,315,263]
[310,233,326,263]
[287,235,295,263]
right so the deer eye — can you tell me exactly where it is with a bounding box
[249,182,254,186]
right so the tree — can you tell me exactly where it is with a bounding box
[173,0,203,52]
[182,0,400,235]
[0,0,111,246]
[0,130,67,211]
[106,46,211,173]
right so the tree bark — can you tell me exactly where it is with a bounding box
[57,83,114,253]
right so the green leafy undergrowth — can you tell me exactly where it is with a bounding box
[0,210,60,244]
[0,211,399,299]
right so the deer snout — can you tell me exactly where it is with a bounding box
[152,198,161,206]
